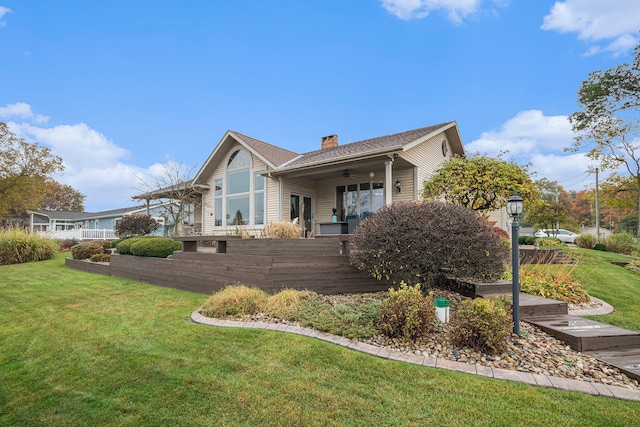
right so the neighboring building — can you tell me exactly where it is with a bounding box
[182,122,465,237]
[28,203,175,240]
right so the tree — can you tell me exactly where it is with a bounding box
[0,122,64,221]
[115,214,160,237]
[422,155,537,213]
[568,42,640,236]
[348,201,509,287]
[525,200,567,234]
[39,180,86,211]
[134,162,200,235]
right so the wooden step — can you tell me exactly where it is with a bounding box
[526,314,640,352]
[519,294,568,318]
[589,347,640,382]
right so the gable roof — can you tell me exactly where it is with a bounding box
[28,203,166,222]
[280,122,457,170]
[192,122,464,184]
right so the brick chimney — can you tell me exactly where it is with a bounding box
[321,134,338,149]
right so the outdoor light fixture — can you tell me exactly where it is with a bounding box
[395,179,401,192]
[507,191,524,335]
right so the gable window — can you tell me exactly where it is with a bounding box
[214,179,223,226]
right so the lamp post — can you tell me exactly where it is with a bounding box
[506,192,524,335]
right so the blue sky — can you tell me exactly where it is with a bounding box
[1,1,640,211]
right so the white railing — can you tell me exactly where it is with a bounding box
[38,229,117,241]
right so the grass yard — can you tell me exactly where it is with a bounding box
[567,247,640,331]
[0,253,639,426]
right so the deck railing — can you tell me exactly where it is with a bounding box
[38,229,117,240]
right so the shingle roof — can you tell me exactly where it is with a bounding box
[232,131,299,167]
[280,122,453,169]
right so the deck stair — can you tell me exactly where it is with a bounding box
[472,281,640,382]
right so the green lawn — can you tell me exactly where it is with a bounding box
[568,247,640,331]
[0,254,638,426]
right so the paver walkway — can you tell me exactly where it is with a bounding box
[190,309,640,402]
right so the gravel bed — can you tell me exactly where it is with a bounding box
[217,291,640,390]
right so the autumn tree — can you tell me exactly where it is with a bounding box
[115,214,160,237]
[0,122,63,221]
[134,162,200,235]
[568,42,640,236]
[39,179,86,211]
[525,200,567,234]
[422,154,537,213]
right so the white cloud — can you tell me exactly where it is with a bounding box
[466,110,573,156]
[0,102,49,123]
[542,0,640,55]
[3,102,164,211]
[466,110,602,190]
[380,0,483,22]
[0,6,11,27]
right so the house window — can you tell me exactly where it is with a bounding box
[214,179,223,227]
[226,149,251,226]
[254,172,265,225]
[336,182,384,220]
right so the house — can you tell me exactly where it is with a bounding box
[28,202,177,240]
[184,121,465,237]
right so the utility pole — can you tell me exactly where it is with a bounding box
[595,168,600,242]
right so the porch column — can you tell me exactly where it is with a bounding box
[385,160,393,206]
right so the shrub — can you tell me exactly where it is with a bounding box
[518,235,529,245]
[0,229,58,265]
[520,264,590,304]
[448,296,512,353]
[536,237,563,249]
[349,201,509,286]
[59,239,77,252]
[262,221,301,238]
[376,282,437,343]
[116,236,156,255]
[71,241,105,260]
[525,236,537,245]
[199,285,269,318]
[493,227,509,239]
[575,233,595,249]
[605,232,636,255]
[90,253,111,263]
[115,214,160,237]
[129,237,181,258]
[594,243,607,251]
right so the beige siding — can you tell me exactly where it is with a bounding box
[390,167,415,204]
[401,132,451,200]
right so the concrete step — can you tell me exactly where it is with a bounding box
[589,347,640,383]
[526,314,640,352]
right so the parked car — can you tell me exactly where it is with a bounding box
[534,229,578,244]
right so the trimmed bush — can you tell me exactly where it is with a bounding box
[0,229,58,265]
[518,235,529,245]
[59,239,77,252]
[594,243,607,251]
[605,232,636,255]
[116,236,156,255]
[262,221,301,238]
[524,236,537,245]
[349,201,509,286]
[129,237,181,258]
[575,233,595,249]
[90,253,111,263]
[448,296,512,353]
[71,241,105,260]
[199,285,269,317]
[376,282,437,343]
